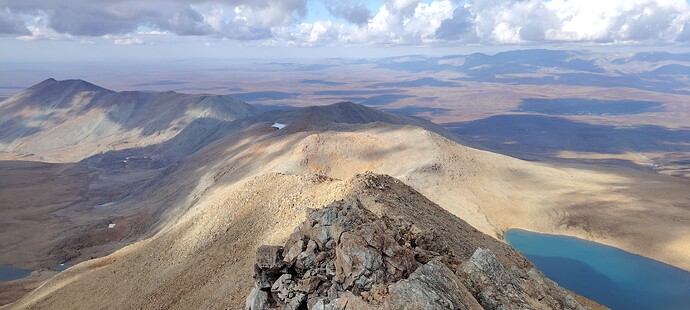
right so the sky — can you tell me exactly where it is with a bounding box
[1,0,690,60]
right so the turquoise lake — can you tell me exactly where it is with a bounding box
[505,229,690,310]
[0,265,31,282]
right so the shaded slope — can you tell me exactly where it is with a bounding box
[83,103,690,276]
[0,79,258,162]
[2,95,689,308]
[69,101,690,275]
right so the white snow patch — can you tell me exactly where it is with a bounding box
[271,122,286,129]
[95,202,114,208]
[108,223,116,229]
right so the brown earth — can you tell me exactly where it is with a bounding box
[6,173,607,310]
[1,103,689,308]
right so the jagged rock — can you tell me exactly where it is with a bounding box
[382,246,418,281]
[254,265,275,289]
[462,248,590,310]
[296,276,321,293]
[334,231,385,292]
[256,245,285,274]
[271,274,295,301]
[246,196,602,310]
[246,288,270,310]
[311,293,373,310]
[248,198,433,309]
[382,260,483,310]
[296,240,318,270]
[283,239,304,268]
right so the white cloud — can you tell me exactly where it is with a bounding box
[1,0,690,46]
[106,35,145,45]
[325,0,372,25]
[545,0,690,42]
[271,20,342,46]
[436,0,690,44]
[338,0,453,44]
[15,11,73,41]
[0,0,307,39]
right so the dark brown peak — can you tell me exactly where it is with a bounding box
[331,101,377,111]
[38,78,57,84]
[28,78,113,93]
[307,101,374,112]
[332,101,360,108]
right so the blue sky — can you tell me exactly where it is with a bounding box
[1,0,690,60]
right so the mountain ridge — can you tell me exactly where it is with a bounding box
[0,79,259,162]
[5,172,606,310]
[1,79,689,309]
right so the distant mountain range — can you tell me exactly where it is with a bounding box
[0,78,257,162]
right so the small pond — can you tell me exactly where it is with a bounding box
[0,264,31,282]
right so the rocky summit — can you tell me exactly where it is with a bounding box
[247,189,598,310]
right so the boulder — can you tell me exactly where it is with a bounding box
[382,260,483,310]
[256,245,285,274]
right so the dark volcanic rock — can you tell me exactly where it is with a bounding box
[246,174,601,310]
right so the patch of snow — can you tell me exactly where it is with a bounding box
[271,122,286,129]
[108,223,116,229]
[95,202,114,208]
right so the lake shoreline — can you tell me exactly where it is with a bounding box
[505,228,690,310]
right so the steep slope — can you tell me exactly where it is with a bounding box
[41,101,689,275]
[247,185,604,310]
[2,91,690,308]
[0,79,258,162]
[7,173,604,310]
[128,109,690,272]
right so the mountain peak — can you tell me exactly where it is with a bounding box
[26,78,113,94]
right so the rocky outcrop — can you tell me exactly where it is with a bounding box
[247,195,597,310]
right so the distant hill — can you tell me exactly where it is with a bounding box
[0,78,258,162]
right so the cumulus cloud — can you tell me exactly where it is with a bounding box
[0,0,689,46]
[325,0,372,25]
[435,5,474,41]
[0,8,29,35]
[436,0,690,44]
[0,0,307,39]
[340,0,453,44]
[271,20,342,46]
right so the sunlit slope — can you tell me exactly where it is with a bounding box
[2,93,688,309]
[0,78,258,162]
[102,106,690,273]
[7,172,605,310]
